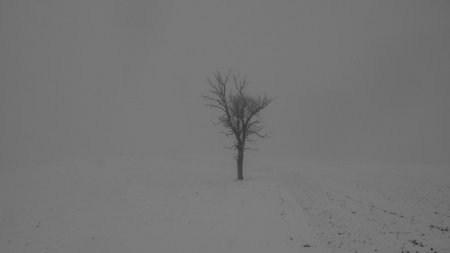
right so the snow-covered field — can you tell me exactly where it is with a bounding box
[1,155,449,253]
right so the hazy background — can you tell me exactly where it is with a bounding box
[1,0,449,171]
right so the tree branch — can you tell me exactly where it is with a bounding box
[203,69,273,153]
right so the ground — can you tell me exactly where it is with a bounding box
[1,155,449,252]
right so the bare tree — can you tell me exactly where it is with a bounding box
[202,70,274,180]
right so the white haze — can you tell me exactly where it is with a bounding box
[1,0,450,171]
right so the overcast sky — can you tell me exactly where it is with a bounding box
[1,0,449,170]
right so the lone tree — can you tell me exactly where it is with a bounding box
[202,70,274,180]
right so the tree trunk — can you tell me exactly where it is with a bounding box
[236,147,244,180]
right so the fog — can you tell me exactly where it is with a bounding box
[1,0,449,171]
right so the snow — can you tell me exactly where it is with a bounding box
[1,156,449,252]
